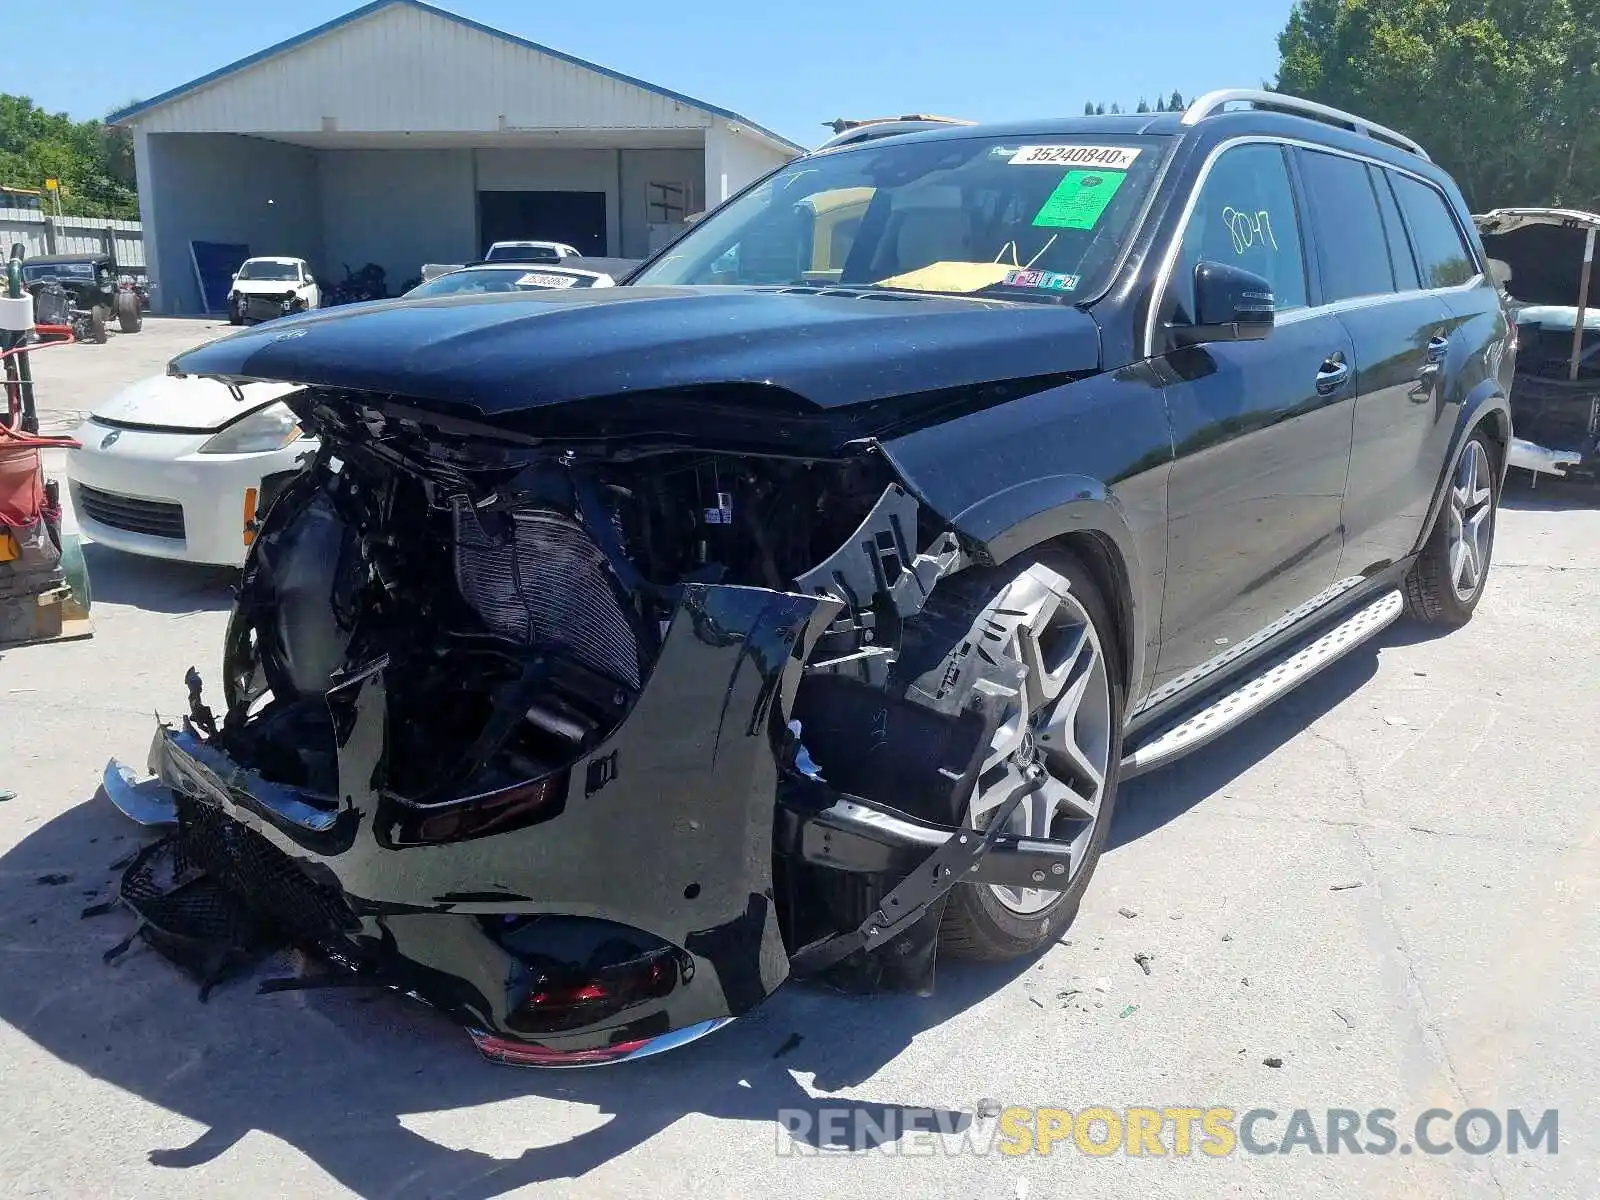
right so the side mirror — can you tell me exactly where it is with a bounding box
[231,272,239,281]
[1172,261,1275,346]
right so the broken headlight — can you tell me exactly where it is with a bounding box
[199,402,304,455]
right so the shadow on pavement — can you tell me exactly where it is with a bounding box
[0,793,1027,1198]
[1499,472,1600,511]
[80,543,236,615]
[1110,620,1400,849]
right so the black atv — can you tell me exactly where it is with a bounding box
[20,253,145,344]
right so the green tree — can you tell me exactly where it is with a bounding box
[1276,0,1600,210]
[1082,91,1187,117]
[0,93,138,218]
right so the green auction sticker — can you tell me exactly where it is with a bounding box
[1032,169,1126,230]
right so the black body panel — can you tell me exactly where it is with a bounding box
[1335,295,1457,573]
[1152,317,1355,690]
[153,584,841,1049]
[170,286,1102,416]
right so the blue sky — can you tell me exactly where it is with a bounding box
[14,0,1293,149]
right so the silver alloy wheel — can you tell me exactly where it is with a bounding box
[1447,440,1494,602]
[966,565,1113,915]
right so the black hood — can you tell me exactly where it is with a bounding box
[168,285,1101,415]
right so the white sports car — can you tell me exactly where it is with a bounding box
[65,375,316,567]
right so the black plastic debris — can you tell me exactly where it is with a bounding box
[116,834,284,1000]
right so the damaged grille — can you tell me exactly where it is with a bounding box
[120,792,358,953]
[451,498,641,688]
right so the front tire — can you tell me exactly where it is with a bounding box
[1404,431,1499,626]
[919,550,1126,961]
[89,305,109,344]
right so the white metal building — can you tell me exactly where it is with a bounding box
[109,0,803,314]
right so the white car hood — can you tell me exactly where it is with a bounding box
[231,278,304,295]
[94,375,301,432]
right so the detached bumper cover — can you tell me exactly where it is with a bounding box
[130,584,838,1054]
[111,579,1081,1061]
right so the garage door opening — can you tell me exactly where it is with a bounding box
[478,191,608,257]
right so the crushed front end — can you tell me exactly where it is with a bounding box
[109,385,1075,1063]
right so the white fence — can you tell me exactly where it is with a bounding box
[0,208,145,269]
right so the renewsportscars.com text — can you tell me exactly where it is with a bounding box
[775,1105,1559,1158]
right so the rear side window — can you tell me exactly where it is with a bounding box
[1390,175,1478,288]
[1371,167,1421,291]
[1298,149,1394,302]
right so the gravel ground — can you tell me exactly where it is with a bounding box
[1,326,1596,1199]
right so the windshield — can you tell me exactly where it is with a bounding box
[407,268,597,296]
[23,261,95,281]
[633,134,1168,300]
[237,261,300,281]
[485,244,568,263]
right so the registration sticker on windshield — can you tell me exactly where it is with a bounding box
[516,272,579,289]
[1009,144,1141,169]
[1003,269,1081,291]
[1032,169,1127,230]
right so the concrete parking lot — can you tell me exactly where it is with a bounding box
[1,326,1596,1199]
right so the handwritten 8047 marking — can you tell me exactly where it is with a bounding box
[1222,206,1279,255]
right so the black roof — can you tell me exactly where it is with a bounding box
[807,106,1450,189]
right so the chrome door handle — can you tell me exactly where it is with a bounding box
[1316,357,1351,394]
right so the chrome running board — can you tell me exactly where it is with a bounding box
[1121,589,1404,777]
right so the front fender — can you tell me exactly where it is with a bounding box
[879,367,1172,703]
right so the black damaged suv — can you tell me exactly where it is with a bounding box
[114,89,1511,1065]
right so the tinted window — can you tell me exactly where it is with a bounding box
[1371,167,1420,290]
[1391,174,1477,288]
[1299,150,1394,302]
[236,260,300,281]
[488,244,560,263]
[1170,143,1308,318]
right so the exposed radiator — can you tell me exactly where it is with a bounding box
[451,498,642,689]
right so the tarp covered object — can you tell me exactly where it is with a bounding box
[0,444,44,528]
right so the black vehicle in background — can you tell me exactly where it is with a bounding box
[111,89,1512,1066]
[21,252,145,343]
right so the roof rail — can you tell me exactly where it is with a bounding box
[1180,88,1430,161]
[815,115,976,151]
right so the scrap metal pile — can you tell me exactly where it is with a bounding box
[0,243,91,649]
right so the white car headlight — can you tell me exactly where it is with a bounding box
[198,402,303,454]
